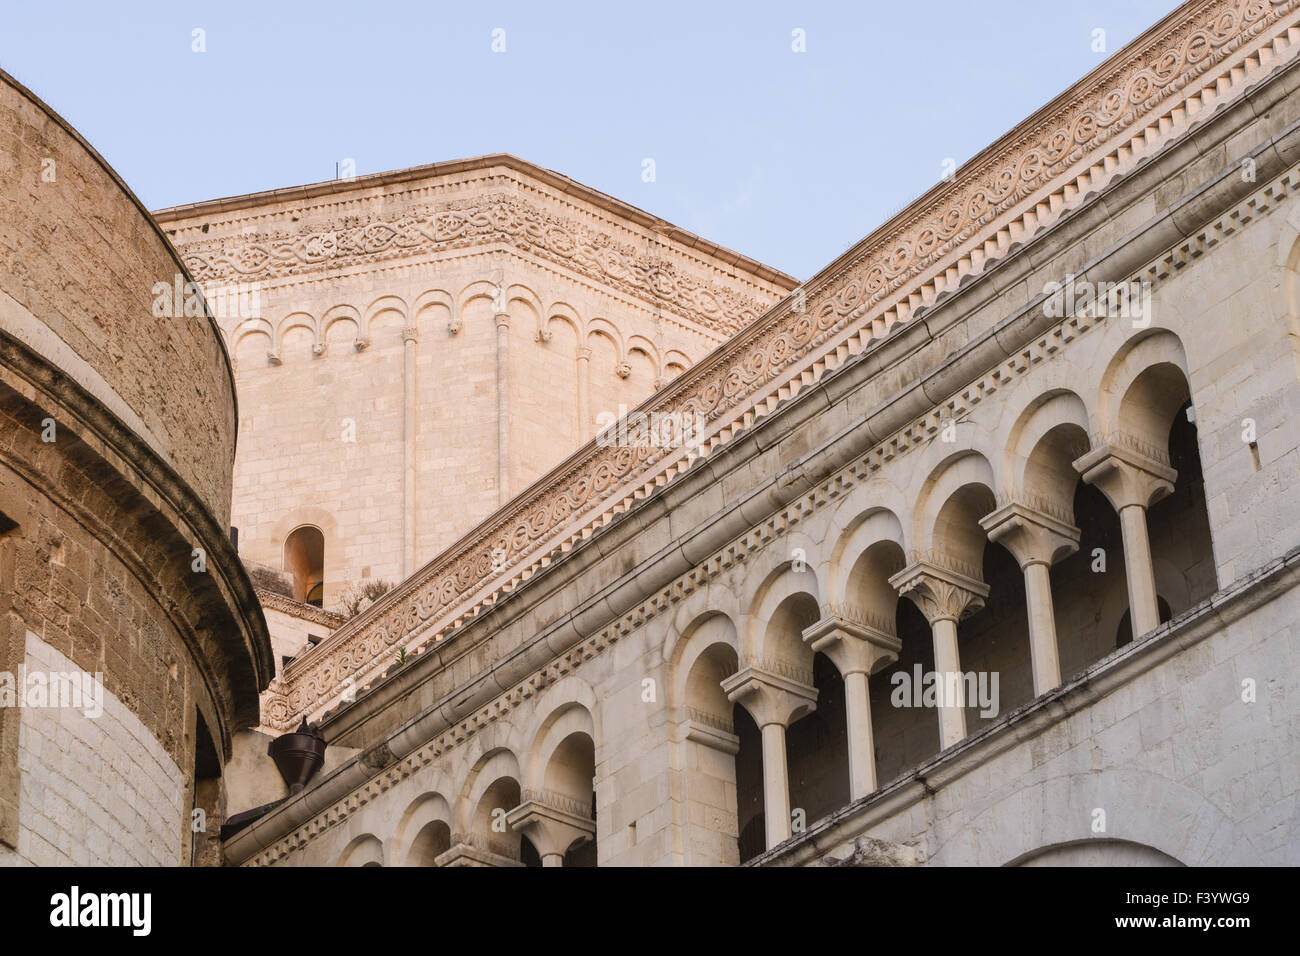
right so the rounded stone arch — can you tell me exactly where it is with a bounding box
[663,349,691,380]
[233,326,273,368]
[520,676,601,791]
[337,833,385,867]
[1002,389,1092,516]
[363,294,408,339]
[412,288,455,337]
[825,504,907,613]
[1009,839,1183,866]
[457,279,503,319]
[745,556,823,675]
[320,303,363,349]
[584,317,624,359]
[457,745,524,842]
[911,451,998,573]
[275,310,318,360]
[950,768,1262,867]
[544,301,583,351]
[505,282,545,335]
[625,334,661,375]
[1097,328,1191,458]
[661,577,745,671]
[392,791,454,867]
[524,701,597,799]
[665,610,741,717]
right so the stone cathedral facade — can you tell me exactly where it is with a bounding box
[3,0,1300,868]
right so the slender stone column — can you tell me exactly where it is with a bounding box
[1074,441,1176,639]
[721,664,818,850]
[575,345,592,442]
[980,502,1080,695]
[801,614,901,800]
[494,312,511,506]
[889,560,989,750]
[401,325,418,576]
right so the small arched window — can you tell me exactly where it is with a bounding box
[284,525,325,607]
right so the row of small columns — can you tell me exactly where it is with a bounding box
[720,442,1177,852]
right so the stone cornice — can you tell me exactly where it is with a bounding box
[258,0,1300,734]
[0,332,274,746]
[159,169,795,339]
[255,588,347,630]
[153,153,795,288]
[229,132,1300,866]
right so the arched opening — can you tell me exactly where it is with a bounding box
[1146,400,1217,611]
[1051,479,1128,672]
[760,591,849,836]
[337,834,384,867]
[190,712,221,867]
[680,636,742,866]
[787,651,849,825]
[471,775,534,865]
[541,730,598,867]
[405,820,451,867]
[733,702,765,864]
[283,525,324,606]
[959,536,1034,731]
[1115,597,1173,647]
[871,597,941,784]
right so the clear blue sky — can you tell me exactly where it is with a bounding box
[2,0,1180,279]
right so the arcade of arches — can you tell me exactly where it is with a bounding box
[333,331,1220,866]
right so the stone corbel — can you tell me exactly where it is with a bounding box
[680,709,740,755]
[447,315,463,336]
[615,361,631,379]
[354,335,371,352]
[267,349,282,366]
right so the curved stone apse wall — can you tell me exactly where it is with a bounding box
[0,69,272,866]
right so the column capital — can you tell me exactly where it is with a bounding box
[401,326,418,344]
[721,663,817,728]
[505,791,595,862]
[575,346,592,361]
[1073,439,1176,512]
[494,312,511,330]
[434,841,524,868]
[979,501,1080,569]
[801,611,901,676]
[889,559,989,625]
